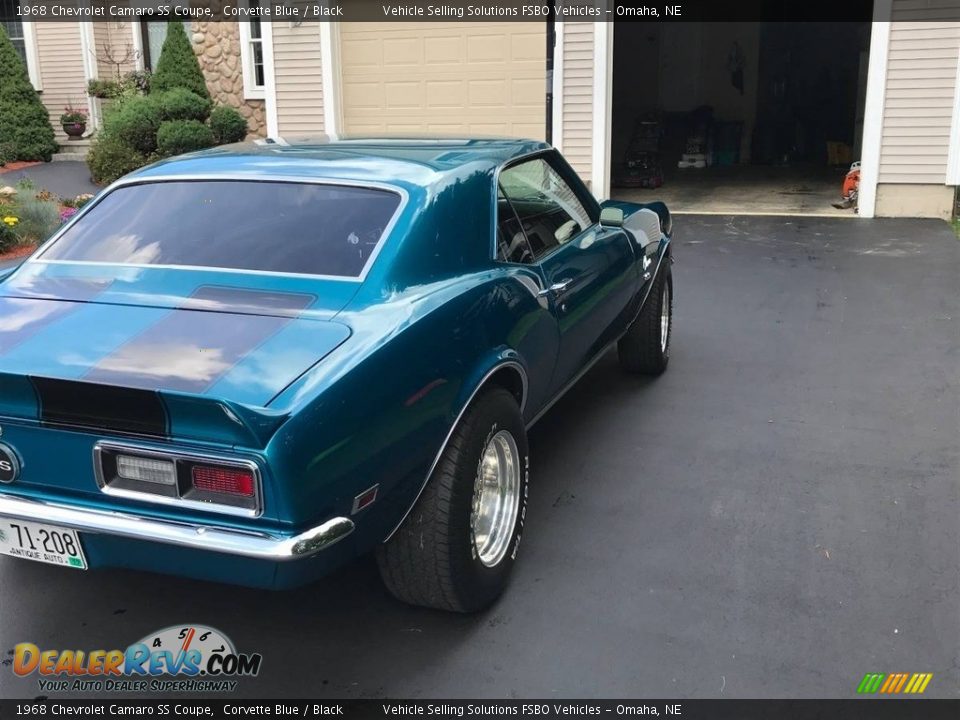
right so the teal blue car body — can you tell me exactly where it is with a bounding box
[0,138,671,589]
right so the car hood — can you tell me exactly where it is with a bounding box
[0,264,353,408]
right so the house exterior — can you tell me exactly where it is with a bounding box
[8,0,959,218]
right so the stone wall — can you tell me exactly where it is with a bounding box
[191,22,266,138]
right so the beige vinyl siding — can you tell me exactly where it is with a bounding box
[272,22,325,136]
[559,22,594,182]
[34,23,86,143]
[339,22,545,137]
[92,21,138,80]
[878,5,960,183]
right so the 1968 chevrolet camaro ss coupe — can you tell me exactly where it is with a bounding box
[0,138,672,612]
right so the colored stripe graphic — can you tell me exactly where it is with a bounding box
[84,287,314,394]
[857,672,932,694]
[857,673,885,693]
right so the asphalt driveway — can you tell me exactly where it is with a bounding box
[1,216,958,699]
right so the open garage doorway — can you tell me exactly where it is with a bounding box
[610,22,872,215]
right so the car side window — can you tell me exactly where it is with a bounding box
[498,158,593,259]
[497,186,535,264]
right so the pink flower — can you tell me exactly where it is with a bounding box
[60,207,78,223]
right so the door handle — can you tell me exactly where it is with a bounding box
[538,280,573,297]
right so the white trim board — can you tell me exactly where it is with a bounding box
[946,51,960,186]
[262,21,279,138]
[591,21,613,200]
[319,22,342,137]
[131,21,144,71]
[238,20,266,101]
[858,0,893,219]
[78,21,98,130]
[22,21,42,91]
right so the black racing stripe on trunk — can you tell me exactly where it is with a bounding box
[84,286,315,394]
[176,286,319,318]
[31,377,168,437]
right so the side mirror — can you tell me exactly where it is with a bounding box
[599,207,624,228]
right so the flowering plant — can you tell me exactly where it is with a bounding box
[59,207,78,223]
[60,105,88,124]
[2,215,19,227]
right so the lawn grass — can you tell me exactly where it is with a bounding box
[952,218,960,238]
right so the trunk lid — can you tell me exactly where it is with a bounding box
[0,263,354,411]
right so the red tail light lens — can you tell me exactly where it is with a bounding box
[191,465,255,497]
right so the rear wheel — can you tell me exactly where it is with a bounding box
[618,263,672,375]
[376,388,529,612]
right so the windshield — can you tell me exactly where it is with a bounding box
[39,180,402,278]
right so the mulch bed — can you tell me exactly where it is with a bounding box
[0,243,38,263]
[0,161,42,174]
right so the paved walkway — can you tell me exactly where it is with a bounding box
[0,161,99,199]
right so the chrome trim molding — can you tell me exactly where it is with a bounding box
[383,359,528,542]
[93,442,264,519]
[29,174,410,284]
[0,493,354,561]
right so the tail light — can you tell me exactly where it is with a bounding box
[191,465,255,498]
[95,444,261,516]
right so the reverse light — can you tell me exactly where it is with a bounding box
[116,454,176,485]
[191,465,256,498]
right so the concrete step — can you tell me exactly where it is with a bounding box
[53,139,92,162]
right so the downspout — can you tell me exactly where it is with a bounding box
[545,1,556,144]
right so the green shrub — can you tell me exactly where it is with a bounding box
[87,131,148,184]
[157,88,212,122]
[10,195,60,244]
[209,105,248,144]
[105,95,162,154]
[156,120,214,157]
[1,208,18,253]
[123,69,152,94]
[0,225,18,253]
[0,27,58,161]
[150,23,209,100]
[87,78,121,99]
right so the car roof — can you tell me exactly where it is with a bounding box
[128,136,553,187]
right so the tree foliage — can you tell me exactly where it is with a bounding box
[0,27,57,161]
[149,22,210,100]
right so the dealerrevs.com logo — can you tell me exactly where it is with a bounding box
[13,625,262,693]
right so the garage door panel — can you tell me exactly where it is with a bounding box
[467,35,509,63]
[512,78,544,106]
[341,22,546,139]
[385,82,425,109]
[425,37,463,64]
[426,80,467,108]
[342,81,383,109]
[383,38,422,65]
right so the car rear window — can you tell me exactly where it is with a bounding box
[40,180,402,278]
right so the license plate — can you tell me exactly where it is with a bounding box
[0,519,87,570]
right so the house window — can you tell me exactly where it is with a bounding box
[239,2,266,99]
[1,4,39,89]
[139,21,191,70]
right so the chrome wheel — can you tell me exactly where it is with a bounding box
[471,429,521,568]
[660,282,671,353]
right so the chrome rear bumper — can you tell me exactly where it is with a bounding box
[0,494,354,561]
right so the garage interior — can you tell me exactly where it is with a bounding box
[610,22,873,215]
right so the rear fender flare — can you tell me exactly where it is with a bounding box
[382,351,528,541]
